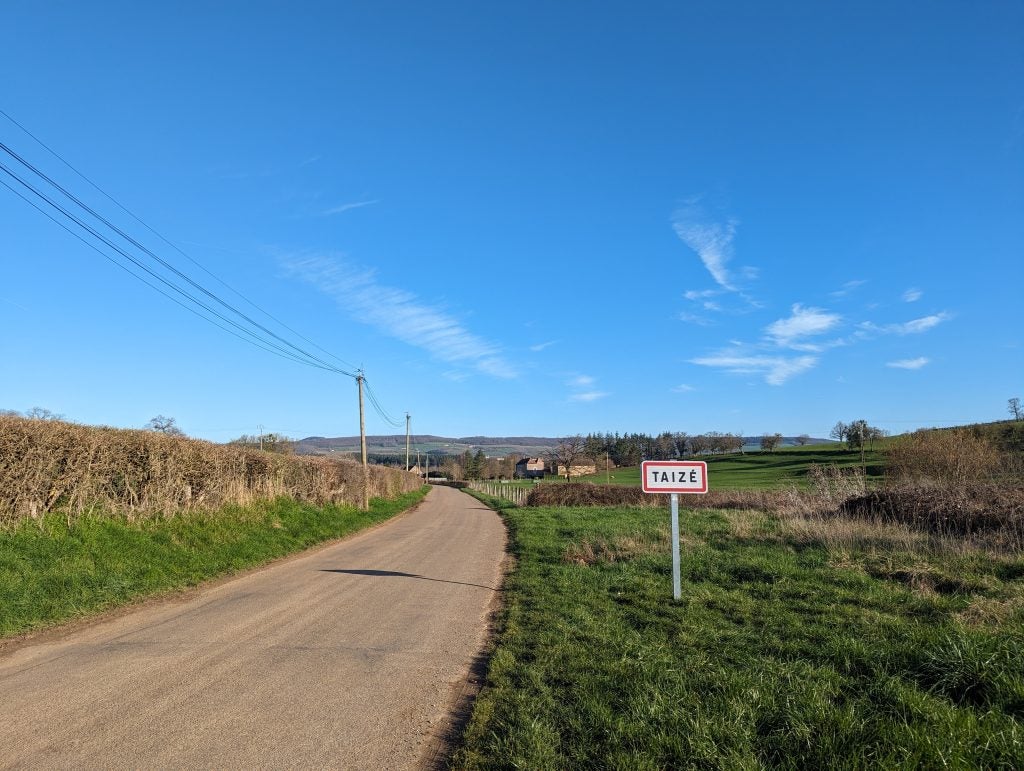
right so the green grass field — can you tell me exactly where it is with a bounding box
[0,488,428,639]
[572,443,887,489]
[455,495,1024,768]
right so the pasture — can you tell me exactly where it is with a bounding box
[455,495,1024,768]
[564,443,888,489]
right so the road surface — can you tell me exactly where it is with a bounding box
[0,485,505,770]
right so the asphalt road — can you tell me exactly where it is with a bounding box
[0,485,506,770]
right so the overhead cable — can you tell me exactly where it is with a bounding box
[0,108,358,375]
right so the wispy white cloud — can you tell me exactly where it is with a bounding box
[0,296,30,312]
[529,340,558,352]
[284,254,518,378]
[322,199,380,216]
[673,202,762,321]
[566,374,608,402]
[860,312,951,336]
[765,304,842,348]
[671,384,696,393]
[672,205,739,290]
[887,357,930,370]
[569,391,609,403]
[830,279,867,298]
[684,289,720,301]
[902,287,923,303]
[679,311,713,326]
[690,353,818,385]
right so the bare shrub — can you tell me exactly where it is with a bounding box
[838,485,1024,539]
[0,415,420,525]
[831,429,1024,540]
[807,463,866,508]
[768,431,1024,551]
[888,429,1005,487]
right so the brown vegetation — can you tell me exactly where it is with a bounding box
[525,482,782,511]
[0,415,420,524]
[562,528,671,566]
[529,430,1024,552]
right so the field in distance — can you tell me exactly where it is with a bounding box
[567,443,887,489]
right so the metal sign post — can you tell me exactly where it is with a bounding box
[641,460,708,600]
[670,493,681,599]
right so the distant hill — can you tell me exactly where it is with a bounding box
[294,434,834,458]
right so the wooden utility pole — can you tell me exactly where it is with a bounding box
[357,371,368,509]
[405,413,411,472]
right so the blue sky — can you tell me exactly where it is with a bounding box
[1,1,1021,442]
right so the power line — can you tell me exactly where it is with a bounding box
[0,176,334,370]
[0,111,411,440]
[0,140,357,377]
[363,378,405,428]
[0,159,340,371]
[0,108,358,375]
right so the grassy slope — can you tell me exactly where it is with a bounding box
[0,488,428,639]
[455,497,1024,769]
[572,443,888,489]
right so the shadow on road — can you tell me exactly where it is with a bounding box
[320,569,498,592]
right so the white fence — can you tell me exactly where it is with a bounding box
[466,481,530,506]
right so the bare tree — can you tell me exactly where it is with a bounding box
[548,435,588,481]
[795,434,811,446]
[26,407,63,421]
[865,426,888,449]
[760,433,783,452]
[146,415,185,436]
[829,421,847,442]
[1010,397,1023,421]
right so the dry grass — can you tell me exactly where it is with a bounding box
[562,527,671,566]
[0,415,420,524]
[956,595,1024,627]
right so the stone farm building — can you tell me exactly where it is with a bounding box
[556,462,597,478]
[514,457,547,479]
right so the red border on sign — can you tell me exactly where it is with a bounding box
[641,460,708,494]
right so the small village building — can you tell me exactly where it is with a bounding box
[514,457,546,479]
[556,462,597,478]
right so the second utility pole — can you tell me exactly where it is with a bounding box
[357,371,368,510]
[405,412,411,472]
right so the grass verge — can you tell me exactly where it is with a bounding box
[0,487,429,639]
[453,502,1024,769]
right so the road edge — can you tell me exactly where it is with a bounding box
[417,489,515,771]
[0,488,432,658]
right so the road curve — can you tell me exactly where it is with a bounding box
[0,486,505,770]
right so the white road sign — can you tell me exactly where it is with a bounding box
[641,461,708,494]
[640,460,708,600]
